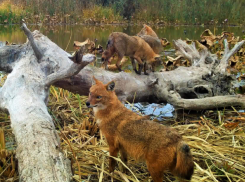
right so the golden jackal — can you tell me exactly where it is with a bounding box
[137,24,158,38]
[86,77,194,182]
[137,24,163,54]
[101,32,160,75]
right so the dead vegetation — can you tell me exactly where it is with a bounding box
[49,88,245,182]
[0,29,245,181]
[0,90,245,181]
[162,29,245,72]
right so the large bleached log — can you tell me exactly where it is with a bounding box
[1,29,244,111]
[0,24,95,182]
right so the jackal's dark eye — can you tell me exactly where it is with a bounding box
[96,96,102,99]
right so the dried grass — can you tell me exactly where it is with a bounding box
[47,87,245,182]
[0,85,244,182]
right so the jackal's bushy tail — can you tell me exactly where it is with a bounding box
[174,142,194,180]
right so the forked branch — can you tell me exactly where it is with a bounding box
[173,39,200,65]
[21,22,43,61]
[215,40,245,74]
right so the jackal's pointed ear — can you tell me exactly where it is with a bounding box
[92,76,100,85]
[106,81,115,91]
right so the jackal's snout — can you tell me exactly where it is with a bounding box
[86,101,90,107]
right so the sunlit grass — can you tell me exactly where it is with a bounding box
[0,0,24,24]
[82,5,123,23]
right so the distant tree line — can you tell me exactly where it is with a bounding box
[3,0,245,25]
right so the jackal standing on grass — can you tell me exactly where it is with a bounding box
[86,77,194,182]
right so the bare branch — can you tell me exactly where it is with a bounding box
[21,22,43,61]
[45,53,96,86]
[223,39,229,56]
[167,91,245,110]
[215,40,245,74]
[173,39,200,65]
[0,89,8,113]
[196,49,208,66]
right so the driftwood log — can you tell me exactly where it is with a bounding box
[55,40,245,110]
[0,24,96,182]
[1,32,245,112]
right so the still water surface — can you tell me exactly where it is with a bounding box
[0,24,244,52]
[0,25,244,118]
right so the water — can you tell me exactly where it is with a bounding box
[0,24,244,52]
[125,103,174,119]
[1,24,244,119]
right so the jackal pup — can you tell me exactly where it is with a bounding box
[86,77,194,182]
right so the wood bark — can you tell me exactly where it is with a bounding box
[0,24,95,182]
[50,39,245,110]
[1,29,245,112]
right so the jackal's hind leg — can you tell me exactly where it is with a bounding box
[116,55,124,72]
[104,60,109,70]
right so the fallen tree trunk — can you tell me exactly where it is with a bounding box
[0,24,96,181]
[1,29,245,111]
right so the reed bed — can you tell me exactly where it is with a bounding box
[0,85,244,181]
[48,86,245,182]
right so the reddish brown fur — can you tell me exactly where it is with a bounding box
[101,32,160,75]
[86,78,194,182]
[139,35,163,54]
[137,24,163,54]
[137,24,158,38]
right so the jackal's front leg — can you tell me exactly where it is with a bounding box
[134,57,144,75]
[151,62,156,72]
[130,57,137,73]
[109,146,119,173]
[144,62,149,75]
[120,149,128,173]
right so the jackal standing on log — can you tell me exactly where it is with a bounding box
[101,32,160,75]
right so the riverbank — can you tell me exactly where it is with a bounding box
[1,0,245,27]
[1,22,245,27]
